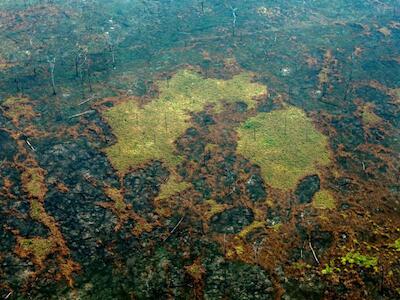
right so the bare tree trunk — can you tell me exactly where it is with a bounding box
[230,6,238,37]
[47,57,57,95]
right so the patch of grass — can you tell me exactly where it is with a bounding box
[103,69,266,173]
[104,187,127,213]
[203,199,229,221]
[238,221,265,238]
[30,199,43,220]
[312,190,336,209]
[360,103,381,126]
[156,173,191,201]
[21,167,47,199]
[237,106,330,190]
[18,237,54,263]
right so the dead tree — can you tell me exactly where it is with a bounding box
[230,6,238,36]
[47,56,57,95]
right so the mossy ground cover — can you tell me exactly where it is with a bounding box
[102,69,266,174]
[312,190,336,209]
[21,167,47,199]
[357,102,382,127]
[340,251,378,269]
[102,69,266,198]
[17,237,54,265]
[237,106,331,190]
[156,173,191,201]
[391,238,400,251]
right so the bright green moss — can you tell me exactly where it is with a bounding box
[340,251,378,269]
[237,106,330,190]
[392,238,400,251]
[321,260,340,275]
[321,264,334,275]
[103,69,266,173]
[312,189,336,209]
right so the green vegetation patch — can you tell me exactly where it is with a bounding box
[156,173,191,201]
[312,189,336,209]
[18,237,54,262]
[103,69,266,173]
[237,106,330,190]
[21,167,47,199]
[340,251,378,269]
[104,187,127,212]
[391,238,400,251]
[30,199,43,220]
[360,103,381,126]
[238,221,265,238]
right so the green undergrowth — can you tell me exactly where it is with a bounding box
[360,103,381,126]
[341,251,378,269]
[103,69,266,174]
[237,106,330,190]
[156,173,191,201]
[391,238,400,251]
[312,189,335,209]
[19,237,54,262]
[322,251,378,276]
[321,260,340,275]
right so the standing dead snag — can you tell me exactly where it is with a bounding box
[230,6,238,36]
[47,56,57,95]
